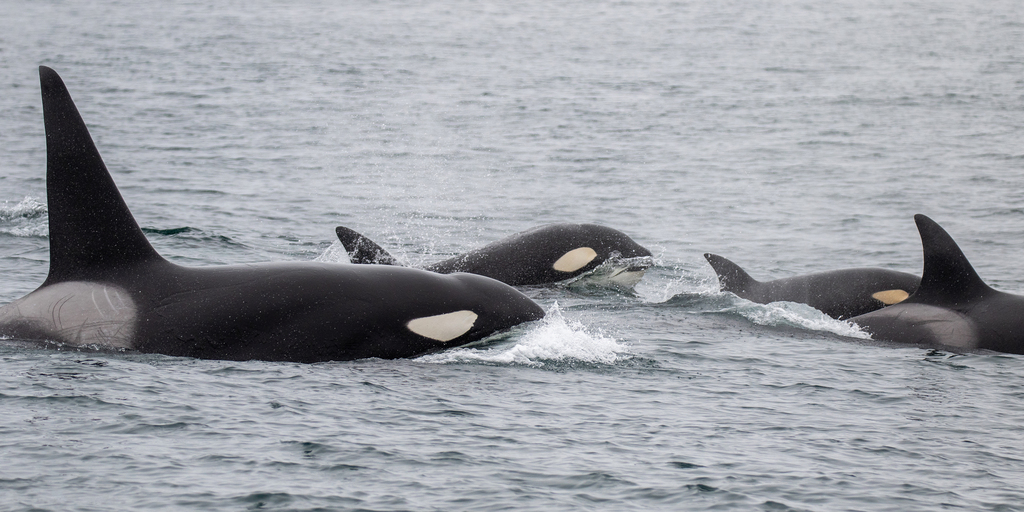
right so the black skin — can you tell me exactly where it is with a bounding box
[127,260,544,362]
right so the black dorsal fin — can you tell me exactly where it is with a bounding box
[335,226,399,265]
[704,253,760,295]
[910,214,992,305]
[39,66,163,284]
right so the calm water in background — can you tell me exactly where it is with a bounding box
[2,0,1024,510]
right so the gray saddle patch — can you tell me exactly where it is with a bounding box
[0,282,136,348]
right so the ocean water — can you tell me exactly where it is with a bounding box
[2,0,1024,510]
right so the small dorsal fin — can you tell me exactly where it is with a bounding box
[910,214,992,305]
[39,66,164,285]
[704,253,760,295]
[335,226,399,265]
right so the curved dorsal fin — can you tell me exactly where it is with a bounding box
[39,66,163,285]
[704,253,760,295]
[335,226,399,265]
[910,214,992,305]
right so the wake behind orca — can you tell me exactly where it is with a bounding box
[850,214,1024,355]
[704,253,920,319]
[0,67,544,363]
[335,224,653,287]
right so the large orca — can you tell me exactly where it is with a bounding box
[850,214,1024,355]
[334,223,654,287]
[0,66,544,363]
[704,253,920,319]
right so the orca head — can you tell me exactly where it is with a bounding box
[576,223,653,260]
[546,224,653,286]
[410,272,545,345]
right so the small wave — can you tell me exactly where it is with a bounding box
[417,303,630,367]
[141,226,197,236]
[0,197,46,220]
[147,226,248,251]
[718,299,870,339]
[0,197,48,237]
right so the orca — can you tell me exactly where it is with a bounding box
[704,253,920,319]
[850,214,1024,355]
[0,66,544,363]
[334,223,654,287]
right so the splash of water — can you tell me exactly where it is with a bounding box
[313,241,351,263]
[0,197,48,237]
[724,299,871,339]
[635,262,721,304]
[564,255,655,289]
[417,303,630,366]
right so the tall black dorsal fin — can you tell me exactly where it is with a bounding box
[910,214,992,305]
[704,253,759,295]
[39,66,163,284]
[335,226,399,265]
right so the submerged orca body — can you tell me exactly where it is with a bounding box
[704,253,920,320]
[334,223,653,287]
[850,215,1024,355]
[0,67,544,362]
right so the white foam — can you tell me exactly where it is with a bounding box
[313,241,351,263]
[0,197,48,237]
[417,303,630,366]
[726,300,871,339]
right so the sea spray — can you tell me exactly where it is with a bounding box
[635,262,721,305]
[313,240,350,264]
[417,303,630,366]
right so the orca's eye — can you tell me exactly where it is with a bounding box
[406,310,478,341]
[552,247,597,273]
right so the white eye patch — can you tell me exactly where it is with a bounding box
[872,289,910,305]
[406,310,478,342]
[552,247,598,273]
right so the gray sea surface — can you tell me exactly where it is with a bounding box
[2,0,1024,510]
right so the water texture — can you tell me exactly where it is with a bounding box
[1,0,1023,510]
